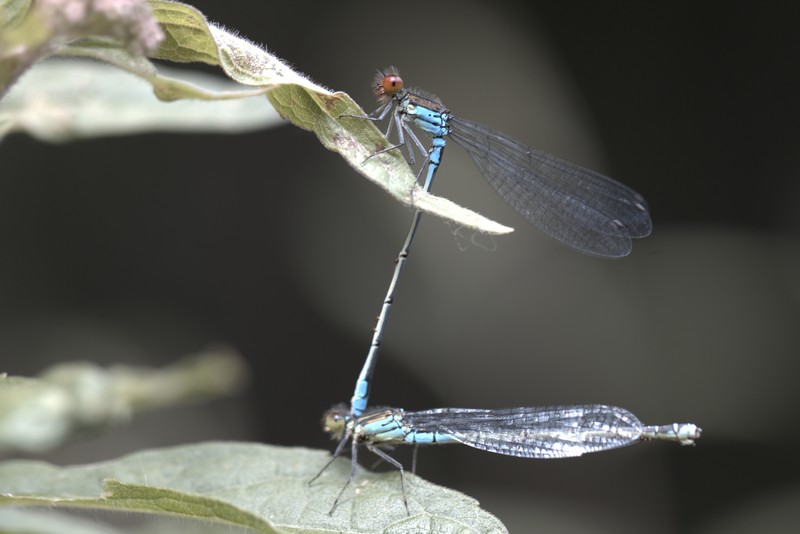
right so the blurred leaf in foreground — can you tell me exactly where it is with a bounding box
[0,0,511,234]
[0,0,164,92]
[0,348,248,453]
[0,58,282,142]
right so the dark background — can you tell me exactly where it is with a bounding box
[2,1,800,532]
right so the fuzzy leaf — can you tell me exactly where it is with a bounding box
[0,0,511,234]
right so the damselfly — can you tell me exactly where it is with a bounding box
[347,67,653,419]
[311,403,700,514]
[315,70,670,516]
[361,67,652,258]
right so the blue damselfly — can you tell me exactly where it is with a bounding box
[312,403,700,514]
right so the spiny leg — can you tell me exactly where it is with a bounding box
[327,439,361,516]
[367,445,410,516]
[309,432,350,486]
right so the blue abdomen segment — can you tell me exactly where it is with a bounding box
[429,137,445,166]
[411,108,449,137]
[355,409,459,445]
[404,429,459,445]
[402,95,450,138]
[350,380,369,416]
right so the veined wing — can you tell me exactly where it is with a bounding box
[449,116,652,257]
[404,404,645,458]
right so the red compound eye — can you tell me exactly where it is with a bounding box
[380,74,404,95]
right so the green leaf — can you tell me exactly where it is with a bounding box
[67,1,511,234]
[147,0,221,65]
[0,349,248,453]
[0,0,511,233]
[0,441,508,534]
[145,0,510,234]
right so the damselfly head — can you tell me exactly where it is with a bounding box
[373,66,404,102]
[321,404,349,440]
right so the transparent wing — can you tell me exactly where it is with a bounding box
[449,116,652,257]
[405,405,646,458]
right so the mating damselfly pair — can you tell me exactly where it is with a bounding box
[311,67,700,515]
